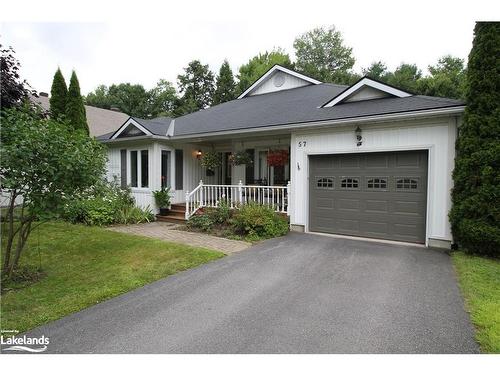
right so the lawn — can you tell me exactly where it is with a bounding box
[1,221,224,333]
[452,252,500,353]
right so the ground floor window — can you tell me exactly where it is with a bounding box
[130,149,149,188]
[161,150,170,188]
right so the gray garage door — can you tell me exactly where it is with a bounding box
[309,151,428,243]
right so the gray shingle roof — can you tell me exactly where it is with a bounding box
[173,83,463,136]
[99,83,464,141]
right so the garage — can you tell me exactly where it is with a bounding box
[309,151,428,243]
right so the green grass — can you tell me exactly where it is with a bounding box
[1,221,224,333]
[452,252,500,353]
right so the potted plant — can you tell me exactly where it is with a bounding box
[152,186,171,215]
[199,151,222,176]
[229,150,253,166]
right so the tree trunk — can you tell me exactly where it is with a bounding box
[2,190,18,273]
[7,218,32,278]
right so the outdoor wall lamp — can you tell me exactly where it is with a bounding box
[196,150,202,159]
[355,126,363,147]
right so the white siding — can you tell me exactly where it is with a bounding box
[344,86,391,102]
[250,71,312,96]
[290,116,459,245]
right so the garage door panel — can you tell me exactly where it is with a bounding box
[309,151,428,243]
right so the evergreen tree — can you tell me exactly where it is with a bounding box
[177,60,215,114]
[66,71,89,134]
[49,68,68,120]
[449,22,500,257]
[213,60,236,105]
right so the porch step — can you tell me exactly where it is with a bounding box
[170,203,186,211]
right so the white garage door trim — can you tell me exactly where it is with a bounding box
[304,145,433,247]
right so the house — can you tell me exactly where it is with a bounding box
[98,65,465,249]
[31,93,129,136]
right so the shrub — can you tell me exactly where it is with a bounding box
[63,179,153,226]
[187,213,214,232]
[231,203,289,240]
[207,200,232,224]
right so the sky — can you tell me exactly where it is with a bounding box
[1,0,498,95]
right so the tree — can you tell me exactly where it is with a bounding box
[85,84,112,109]
[362,61,389,81]
[418,55,467,99]
[449,22,500,257]
[177,60,215,114]
[0,105,107,277]
[1,44,34,109]
[213,60,237,105]
[66,71,89,134]
[107,83,150,118]
[49,68,68,120]
[385,63,422,92]
[293,25,355,84]
[147,79,177,117]
[237,49,293,94]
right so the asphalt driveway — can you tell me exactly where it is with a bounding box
[23,233,478,353]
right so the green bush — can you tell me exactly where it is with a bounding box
[152,187,171,208]
[207,200,232,224]
[187,213,214,232]
[231,202,289,240]
[63,180,153,226]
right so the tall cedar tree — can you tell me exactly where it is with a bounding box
[449,22,500,257]
[66,71,89,134]
[49,68,68,120]
[213,60,236,105]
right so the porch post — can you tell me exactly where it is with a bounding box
[199,180,204,207]
[185,190,190,220]
[238,180,243,205]
[286,180,291,216]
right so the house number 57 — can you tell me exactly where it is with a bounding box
[298,141,307,148]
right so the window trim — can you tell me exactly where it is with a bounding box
[340,176,360,190]
[395,176,420,192]
[366,176,389,191]
[128,148,150,189]
[316,176,334,189]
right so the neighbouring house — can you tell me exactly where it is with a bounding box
[98,65,464,248]
[31,93,129,136]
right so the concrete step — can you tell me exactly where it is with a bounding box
[156,215,186,224]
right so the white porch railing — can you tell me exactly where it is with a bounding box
[185,180,291,220]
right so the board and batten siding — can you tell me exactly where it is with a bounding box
[290,116,459,247]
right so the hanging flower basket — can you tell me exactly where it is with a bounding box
[267,149,289,167]
[199,151,222,171]
[228,151,253,166]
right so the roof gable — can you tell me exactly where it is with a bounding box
[111,118,152,139]
[237,65,321,99]
[322,77,412,107]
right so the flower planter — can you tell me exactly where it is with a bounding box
[159,208,169,216]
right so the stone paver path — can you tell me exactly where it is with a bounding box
[107,222,251,254]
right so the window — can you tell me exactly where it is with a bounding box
[367,177,388,189]
[130,151,138,187]
[341,177,359,189]
[120,149,127,188]
[129,150,148,188]
[317,177,334,189]
[161,150,170,188]
[396,178,418,190]
[141,150,149,187]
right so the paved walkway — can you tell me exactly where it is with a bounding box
[107,222,251,254]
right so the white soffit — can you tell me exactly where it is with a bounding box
[322,77,412,107]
